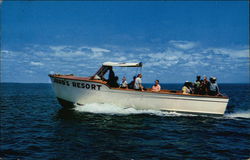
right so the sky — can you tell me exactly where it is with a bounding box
[1,1,249,83]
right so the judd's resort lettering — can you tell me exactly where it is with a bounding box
[53,78,102,90]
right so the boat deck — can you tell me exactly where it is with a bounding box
[111,88,228,99]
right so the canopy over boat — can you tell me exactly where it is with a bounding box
[102,62,142,67]
[92,62,142,80]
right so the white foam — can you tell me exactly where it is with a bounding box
[74,103,250,119]
[225,110,250,119]
[73,103,190,116]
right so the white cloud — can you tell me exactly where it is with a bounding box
[47,45,111,58]
[30,61,44,66]
[182,61,200,67]
[51,48,85,57]
[49,46,68,52]
[205,48,249,58]
[1,50,10,54]
[90,47,110,53]
[91,52,104,59]
[169,40,198,50]
[134,47,150,52]
[2,42,249,83]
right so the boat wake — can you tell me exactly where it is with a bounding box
[224,110,250,119]
[74,103,195,117]
[74,103,250,119]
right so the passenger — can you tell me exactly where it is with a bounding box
[188,82,194,94]
[120,76,128,88]
[152,80,161,92]
[199,80,207,95]
[114,76,119,88]
[128,76,136,89]
[194,75,201,94]
[182,81,191,94]
[108,68,115,82]
[107,68,119,88]
[134,73,144,91]
[108,76,119,88]
[208,77,220,96]
[203,76,209,94]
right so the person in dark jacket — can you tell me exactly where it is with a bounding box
[194,75,201,94]
[108,76,119,88]
[199,80,207,95]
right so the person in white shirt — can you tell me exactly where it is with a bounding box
[134,74,144,91]
[120,76,128,88]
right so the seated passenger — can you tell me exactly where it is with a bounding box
[188,82,194,94]
[128,76,136,89]
[208,77,220,96]
[194,75,201,94]
[108,76,119,88]
[199,80,207,95]
[182,81,191,94]
[203,76,209,95]
[134,74,144,91]
[108,68,115,83]
[120,76,128,88]
[152,80,161,92]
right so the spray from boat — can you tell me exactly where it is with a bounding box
[74,103,194,117]
[74,103,250,119]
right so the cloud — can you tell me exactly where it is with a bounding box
[1,50,10,54]
[1,42,249,83]
[90,47,110,53]
[30,61,44,66]
[182,61,200,67]
[169,40,198,50]
[204,47,249,58]
[47,45,110,59]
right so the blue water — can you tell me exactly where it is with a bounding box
[1,83,249,159]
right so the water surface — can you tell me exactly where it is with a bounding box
[1,83,249,159]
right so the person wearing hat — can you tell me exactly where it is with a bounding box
[208,77,220,96]
[182,81,192,94]
[152,80,161,92]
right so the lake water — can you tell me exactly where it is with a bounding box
[1,83,249,159]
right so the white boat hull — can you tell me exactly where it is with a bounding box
[50,76,229,115]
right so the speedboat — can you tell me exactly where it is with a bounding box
[49,62,229,115]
